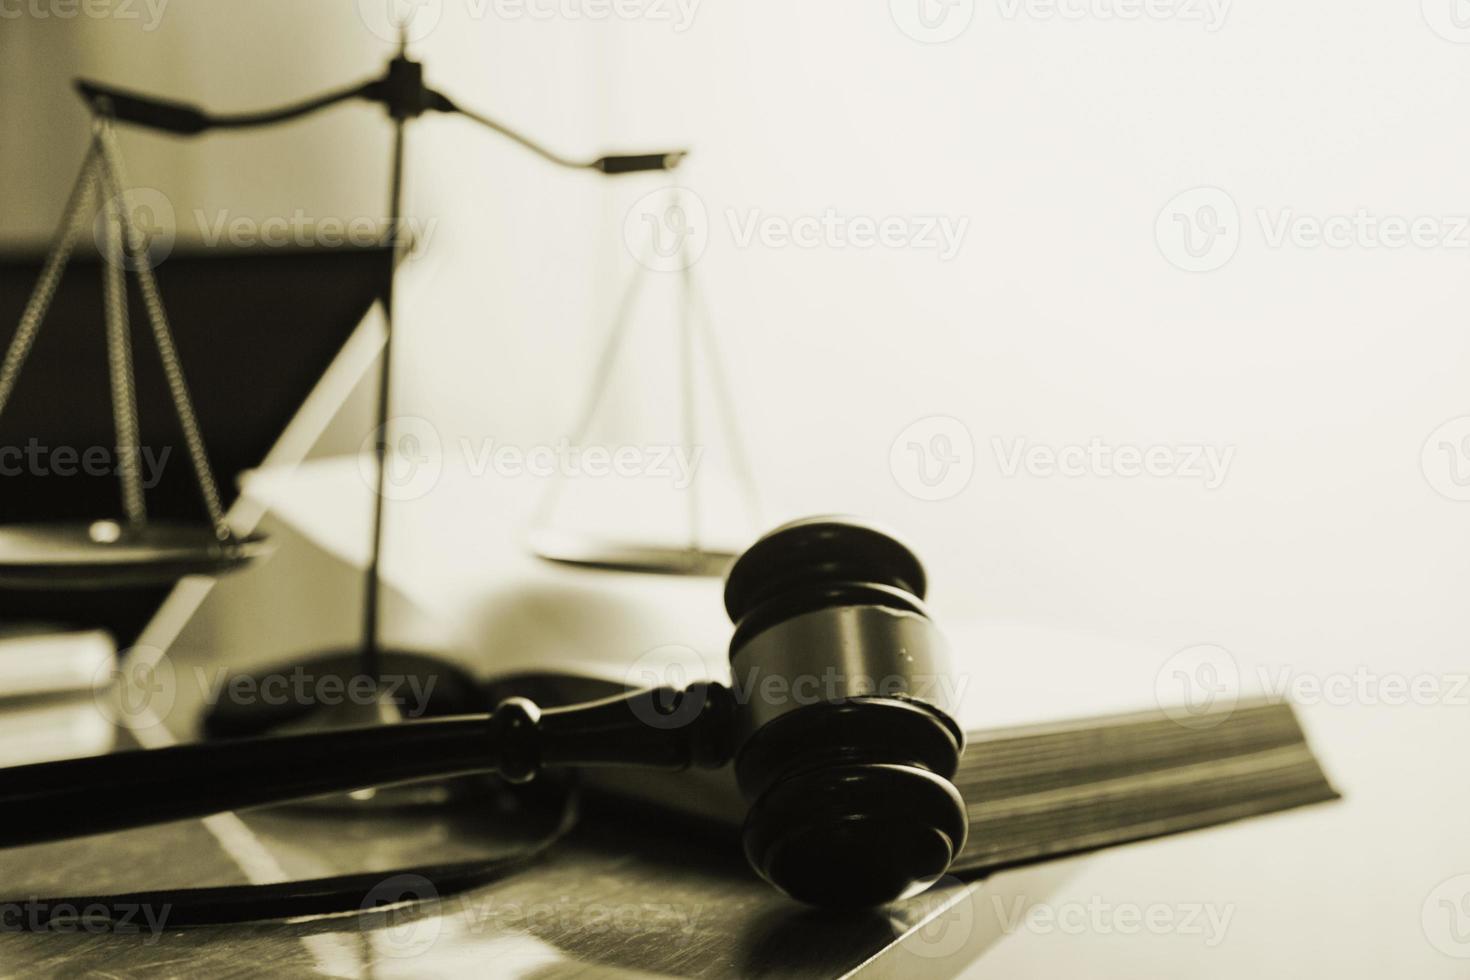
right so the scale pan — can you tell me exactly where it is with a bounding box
[530,530,735,577]
[0,520,269,589]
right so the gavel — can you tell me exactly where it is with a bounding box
[0,517,967,908]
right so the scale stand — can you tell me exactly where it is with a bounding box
[0,116,268,591]
[72,31,687,743]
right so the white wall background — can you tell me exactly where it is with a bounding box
[10,1,1467,654]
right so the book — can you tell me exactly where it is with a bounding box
[554,679,1339,876]
[0,625,117,766]
[951,697,1338,872]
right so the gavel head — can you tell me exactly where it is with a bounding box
[722,516,967,908]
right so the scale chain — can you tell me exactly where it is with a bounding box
[687,270,762,531]
[94,121,231,540]
[529,246,649,536]
[677,215,700,553]
[530,179,762,550]
[96,133,149,528]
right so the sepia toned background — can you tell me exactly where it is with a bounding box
[3,2,1470,975]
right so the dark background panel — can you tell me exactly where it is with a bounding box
[0,244,391,644]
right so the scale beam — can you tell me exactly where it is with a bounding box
[75,58,686,175]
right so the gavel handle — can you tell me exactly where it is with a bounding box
[0,686,733,849]
[0,715,495,847]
